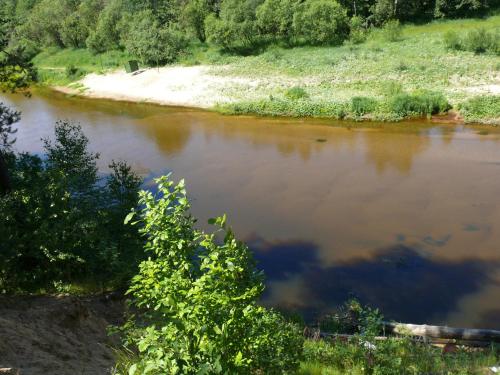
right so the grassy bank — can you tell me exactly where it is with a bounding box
[32,15,500,124]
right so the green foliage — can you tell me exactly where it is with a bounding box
[285,86,309,100]
[382,19,402,42]
[292,0,350,46]
[205,0,262,52]
[459,95,500,124]
[118,176,304,374]
[219,98,348,118]
[443,30,462,50]
[120,10,187,65]
[348,16,368,44]
[463,27,499,54]
[0,120,142,292]
[256,0,298,43]
[435,0,491,18]
[303,301,500,375]
[181,0,211,41]
[443,27,499,55]
[388,90,451,117]
[86,0,123,54]
[350,96,378,116]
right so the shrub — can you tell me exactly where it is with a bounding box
[0,120,142,292]
[458,95,500,124]
[443,30,462,51]
[285,86,309,100]
[351,96,378,116]
[463,28,499,55]
[119,176,304,374]
[348,15,368,44]
[382,19,402,42]
[65,65,86,78]
[292,0,350,46]
[388,90,451,118]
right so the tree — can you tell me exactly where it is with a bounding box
[120,10,187,65]
[86,0,123,53]
[435,0,491,18]
[0,103,20,195]
[256,0,299,44]
[293,0,350,45]
[205,0,263,52]
[0,120,143,291]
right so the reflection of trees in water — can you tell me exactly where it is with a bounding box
[363,132,430,174]
[251,237,500,326]
[198,116,361,162]
[138,115,193,156]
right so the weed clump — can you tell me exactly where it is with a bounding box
[350,96,378,117]
[285,86,309,100]
[459,95,500,124]
[388,90,450,118]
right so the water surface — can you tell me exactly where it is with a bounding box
[3,90,500,328]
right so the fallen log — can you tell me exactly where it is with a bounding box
[383,322,500,343]
[308,331,494,348]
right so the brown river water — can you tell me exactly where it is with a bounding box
[2,90,500,328]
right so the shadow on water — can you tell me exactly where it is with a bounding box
[251,238,499,326]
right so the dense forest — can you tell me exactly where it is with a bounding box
[0,0,498,65]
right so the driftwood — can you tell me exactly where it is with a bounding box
[383,322,500,343]
[304,322,500,348]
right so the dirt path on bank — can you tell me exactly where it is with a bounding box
[0,295,125,375]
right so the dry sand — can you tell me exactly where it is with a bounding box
[61,66,262,108]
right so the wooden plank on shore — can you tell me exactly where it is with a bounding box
[383,322,500,343]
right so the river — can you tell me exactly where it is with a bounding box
[2,89,500,329]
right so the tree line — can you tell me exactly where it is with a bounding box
[0,0,497,65]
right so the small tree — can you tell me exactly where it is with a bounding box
[121,176,304,374]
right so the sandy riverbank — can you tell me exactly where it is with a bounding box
[56,66,267,108]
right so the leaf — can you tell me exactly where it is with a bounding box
[124,212,135,225]
[128,364,137,375]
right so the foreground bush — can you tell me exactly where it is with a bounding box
[0,119,142,292]
[119,176,303,374]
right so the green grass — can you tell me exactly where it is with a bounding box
[301,338,500,375]
[187,14,500,123]
[33,47,132,85]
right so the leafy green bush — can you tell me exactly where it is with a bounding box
[382,19,402,42]
[459,95,500,124]
[119,176,304,374]
[292,0,349,46]
[388,90,450,118]
[443,30,463,51]
[285,86,309,100]
[463,27,499,55]
[65,64,86,78]
[0,120,142,292]
[348,16,368,44]
[350,96,378,116]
